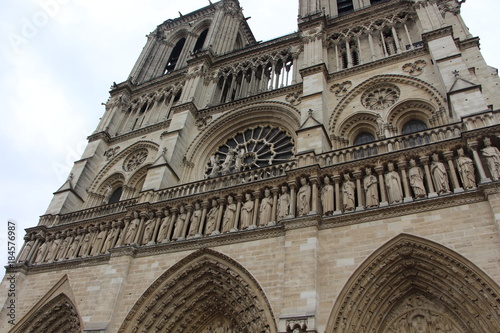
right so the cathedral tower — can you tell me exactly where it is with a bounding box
[4,0,500,332]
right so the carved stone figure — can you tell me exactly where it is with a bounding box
[142,216,155,245]
[103,225,117,252]
[172,206,187,240]
[92,226,107,255]
[222,196,236,232]
[157,209,171,242]
[342,174,355,212]
[259,189,273,225]
[240,193,254,229]
[46,234,60,262]
[321,176,334,215]
[408,159,426,198]
[78,232,92,257]
[18,238,34,262]
[277,185,290,221]
[124,211,140,245]
[297,177,311,216]
[456,148,476,189]
[208,155,220,178]
[482,137,500,180]
[188,202,202,236]
[35,240,48,263]
[364,168,379,208]
[66,234,80,259]
[430,153,450,194]
[385,162,403,204]
[221,149,235,174]
[205,200,218,235]
[234,148,245,172]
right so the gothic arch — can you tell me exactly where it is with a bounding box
[326,233,500,332]
[184,102,301,180]
[336,112,379,146]
[386,99,437,134]
[11,293,81,333]
[328,75,447,134]
[117,249,277,333]
[89,141,159,193]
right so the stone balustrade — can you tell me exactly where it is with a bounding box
[17,129,500,267]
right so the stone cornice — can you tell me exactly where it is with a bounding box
[327,0,406,28]
[171,101,198,116]
[299,63,329,78]
[327,47,427,81]
[422,26,454,43]
[106,120,171,145]
[459,37,480,51]
[87,131,111,144]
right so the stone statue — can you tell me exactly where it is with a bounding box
[430,153,450,194]
[103,225,117,252]
[240,193,254,229]
[188,202,202,236]
[157,209,171,242]
[321,176,334,215]
[221,149,235,174]
[259,189,273,225]
[208,155,220,178]
[234,148,245,172]
[46,234,60,262]
[205,200,218,235]
[222,196,236,232]
[78,232,92,257]
[142,215,155,245]
[35,241,48,263]
[92,226,107,255]
[482,137,500,180]
[456,148,476,190]
[364,168,379,208]
[124,211,140,245]
[297,177,311,216]
[342,174,355,212]
[66,234,80,259]
[55,235,70,260]
[18,238,33,262]
[408,159,426,198]
[172,206,187,240]
[385,162,403,204]
[277,185,290,221]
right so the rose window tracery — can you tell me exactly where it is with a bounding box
[361,84,400,110]
[205,126,295,178]
[123,149,148,172]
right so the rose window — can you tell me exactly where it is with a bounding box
[123,149,148,172]
[361,84,400,110]
[205,126,295,178]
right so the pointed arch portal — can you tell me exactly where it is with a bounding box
[118,249,277,333]
[327,234,500,332]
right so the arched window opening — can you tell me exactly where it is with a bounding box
[173,88,182,102]
[354,132,375,145]
[350,41,359,66]
[341,51,348,69]
[337,0,354,16]
[370,0,386,4]
[164,38,186,74]
[402,119,428,134]
[108,187,123,204]
[383,30,397,55]
[234,33,243,50]
[193,29,208,53]
[220,74,233,103]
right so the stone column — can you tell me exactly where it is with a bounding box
[420,155,437,197]
[397,160,413,202]
[468,140,491,183]
[134,212,148,245]
[199,201,209,235]
[310,176,320,215]
[26,235,42,264]
[151,210,164,245]
[167,208,178,241]
[252,191,262,228]
[443,151,463,193]
[179,205,193,241]
[233,194,243,231]
[214,198,225,235]
[112,220,123,249]
[353,170,364,211]
[288,180,297,217]
[375,166,388,206]
[271,187,279,224]
[333,175,342,215]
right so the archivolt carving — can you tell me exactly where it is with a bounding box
[336,112,379,143]
[89,141,159,193]
[387,99,439,131]
[11,293,81,333]
[329,75,446,135]
[185,102,300,180]
[117,249,277,333]
[326,234,500,333]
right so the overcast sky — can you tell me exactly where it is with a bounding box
[0,0,498,267]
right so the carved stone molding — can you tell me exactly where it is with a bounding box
[402,59,427,76]
[329,80,352,97]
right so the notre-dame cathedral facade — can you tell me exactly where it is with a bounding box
[3,0,500,332]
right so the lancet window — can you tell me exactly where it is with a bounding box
[337,0,354,16]
[205,125,295,178]
[212,51,295,105]
[193,29,208,53]
[164,38,186,74]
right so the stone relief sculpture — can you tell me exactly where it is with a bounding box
[222,196,236,232]
[142,215,155,245]
[430,153,450,194]
[321,176,334,216]
[172,206,187,240]
[124,211,140,245]
[35,240,48,263]
[297,177,311,216]
[103,224,117,252]
[456,148,476,190]
[205,200,218,235]
[157,209,171,242]
[78,232,92,258]
[92,226,107,255]
[482,137,500,180]
[385,162,403,204]
[259,189,273,225]
[240,193,254,229]
[364,168,379,208]
[188,202,202,237]
[408,159,426,198]
[342,174,355,212]
[66,233,80,259]
[277,185,290,221]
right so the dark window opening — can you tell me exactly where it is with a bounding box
[108,187,122,204]
[193,29,208,53]
[354,132,375,145]
[164,38,186,74]
[402,119,428,134]
[337,0,354,15]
